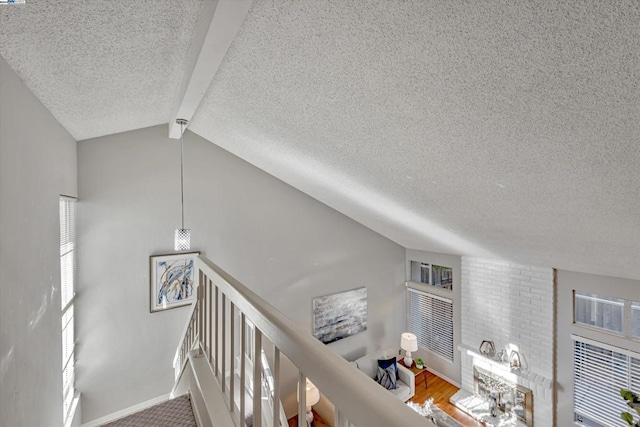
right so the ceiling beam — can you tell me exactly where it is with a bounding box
[168,0,253,139]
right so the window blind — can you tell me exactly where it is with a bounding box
[407,288,453,362]
[60,198,75,311]
[632,356,640,395]
[60,197,76,422]
[573,337,639,426]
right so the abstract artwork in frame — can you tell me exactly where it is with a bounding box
[313,287,367,344]
[149,252,199,313]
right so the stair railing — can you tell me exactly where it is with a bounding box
[174,255,429,427]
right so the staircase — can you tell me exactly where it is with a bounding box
[171,255,430,427]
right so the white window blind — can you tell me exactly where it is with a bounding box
[60,197,76,423]
[60,198,75,310]
[573,337,640,426]
[632,356,640,394]
[407,287,453,362]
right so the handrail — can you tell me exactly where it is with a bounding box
[173,300,199,366]
[175,255,429,427]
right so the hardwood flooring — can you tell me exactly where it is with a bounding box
[411,371,483,426]
[288,371,482,426]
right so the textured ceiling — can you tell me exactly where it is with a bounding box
[0,0,203,140]
[191,0,640,279]
[1,1,639,280]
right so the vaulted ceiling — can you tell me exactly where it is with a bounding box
[2,1,639,280]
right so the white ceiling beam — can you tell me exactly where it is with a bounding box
[168,0,253,139]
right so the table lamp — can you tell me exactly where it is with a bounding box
[299,378,320,426]
[401,332,418,367]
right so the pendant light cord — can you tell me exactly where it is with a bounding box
[178,119,187,229]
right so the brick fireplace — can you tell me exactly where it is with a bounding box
[453,257,555,426]
[473,365,533,426]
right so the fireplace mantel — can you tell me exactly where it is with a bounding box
[458,344,552,389]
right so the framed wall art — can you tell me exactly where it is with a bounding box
[149,252,199,313]
[313,287,367,344]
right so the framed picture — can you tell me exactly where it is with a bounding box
[149,252,199,313]
[313,287,367,344]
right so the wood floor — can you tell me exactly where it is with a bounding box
[411,371,483,426]
[288,372,482,426]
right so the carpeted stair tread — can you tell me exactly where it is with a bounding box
[102,394,197,426]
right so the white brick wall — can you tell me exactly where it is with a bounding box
[461,257,554,426]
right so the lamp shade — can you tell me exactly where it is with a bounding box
[299,379,320,407]
[401,332,418,352]
[306,380,320,407]
[175,228,191,251]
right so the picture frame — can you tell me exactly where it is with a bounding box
[312,287,367,344]
[149,252,199,313]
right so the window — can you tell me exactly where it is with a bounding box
[409,261,453,290]
[407,287,454,362]
[574,291,624,334]
[574,291,640,340]
[410,261,431,284]
[573,337,640,426]
[633,301,640,339]
[60,197,76,424]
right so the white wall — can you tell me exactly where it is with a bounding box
[556,270,640,427]
[460,257,554,426]
[76,125,406,423]
[405,249,461,385]
[0,56,78,427]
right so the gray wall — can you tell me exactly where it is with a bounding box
[77,125,406,423]
[0,56,78,427]
[405,249,461,385]
[556,270,640,427]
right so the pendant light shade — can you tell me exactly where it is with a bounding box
[174,228,191,251]
[174,119,191,251]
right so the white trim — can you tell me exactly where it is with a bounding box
[426,367,460,388]
[406,284,453,303]
[168,0,253,139]
[458,343,553,388]
[189,390,205,427]
[80,393,171,427]
[571,334,640,357]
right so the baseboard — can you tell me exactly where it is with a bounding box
[426,368,461,389]
[81,393,171,427]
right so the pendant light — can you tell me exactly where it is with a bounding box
[174,118,191,251]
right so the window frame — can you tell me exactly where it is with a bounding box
[60,196,77,425]
[572,335,640,426]
[573,290,640,341]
